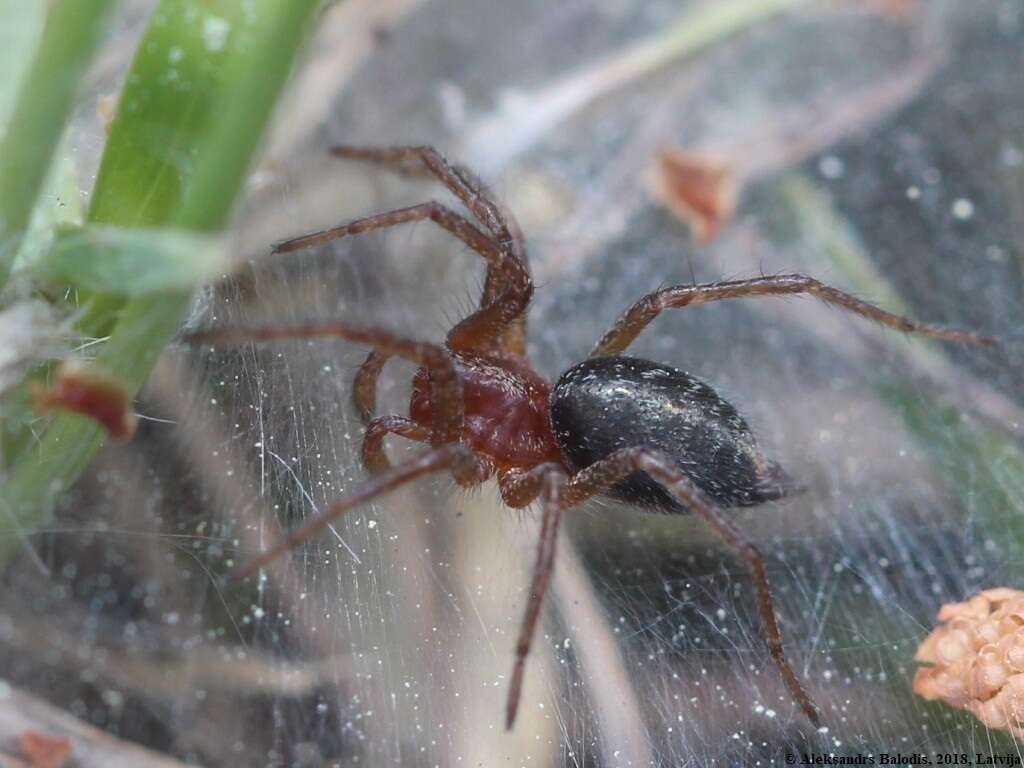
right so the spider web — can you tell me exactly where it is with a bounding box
[5,1,1023,766]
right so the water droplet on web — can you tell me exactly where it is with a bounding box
[951,198,975,220]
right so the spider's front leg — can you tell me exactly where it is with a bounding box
[272,153,536,421]
[329,145,514,243]
[328,145,532,355]
[187,320,463,445]
[565,447,822,728]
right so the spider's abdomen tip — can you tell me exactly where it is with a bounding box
[755,460,804,501]
[550,356,788,511]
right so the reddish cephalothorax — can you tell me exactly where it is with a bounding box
[410,351,560,472]
[187,145,992,730]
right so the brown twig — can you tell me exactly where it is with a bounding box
[0,685,194,768]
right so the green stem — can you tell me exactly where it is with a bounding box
[0,0,116,287]
[0,0,320,564]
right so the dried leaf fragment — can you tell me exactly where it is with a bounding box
[18,729,72,768]
[649,149,735,243]
[914,588,1024,739]
[31,360,138,441]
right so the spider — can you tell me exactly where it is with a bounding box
[188,145,992,730]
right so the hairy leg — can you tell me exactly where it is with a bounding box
[225,444,481,581]
[274,201,499,263]
[565,446,821,727]
[330,145,532,353]
[457,164,529,355]
[331,145,513,240]
[275,201,504,424]
[186,321,463,446]
[498,464,564,508]
[274,202,500,423]
[353,349,390,425]
[591,274,993,357]
[497,466,568,728]
[361,415,429,476]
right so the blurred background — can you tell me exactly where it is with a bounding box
[3,0,1023,764]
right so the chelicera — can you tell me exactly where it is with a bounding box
[189,145,991,730]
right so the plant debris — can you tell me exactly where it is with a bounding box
[914,588,1024,740]
[30,360,137,441]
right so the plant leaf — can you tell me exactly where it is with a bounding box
[0,0,321,562]
[30,225,229,294]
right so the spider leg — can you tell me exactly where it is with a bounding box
[590,274,994,357]
[226,444,480,581]
[353,349,390,425]
[457,164,529,355]
[276,205,486,427]
[497,465,568,729]
[362,415,429,476]
[276,206,522,429]
[186,321,464,447]
[275,198,529,356]
[360,414,494,486]
[564,447,822,727]
[498,464,564,509]
[274,201,498,261]
[330,145,532,355]
[330,145,512,241]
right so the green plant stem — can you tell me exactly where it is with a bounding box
[0,0,320,563]
[0,0,116,287]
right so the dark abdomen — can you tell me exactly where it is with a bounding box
[549,356,793,512]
